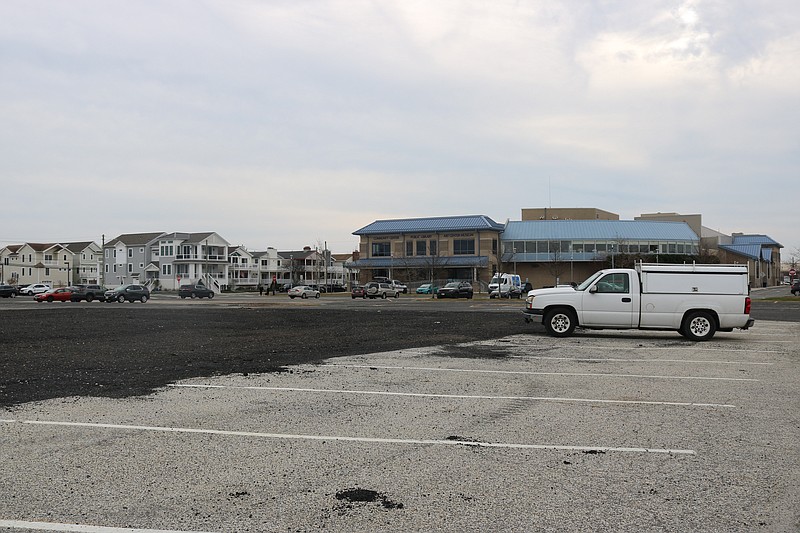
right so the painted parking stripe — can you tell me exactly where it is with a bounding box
[507,355,773,365]
[169,383,735,408]
[511,344,782,354]
[0,519,216,532]
[0,419,695,455]
[327,364,760,381]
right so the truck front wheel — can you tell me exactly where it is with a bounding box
[682,311,716,341]
[544,308,577,337]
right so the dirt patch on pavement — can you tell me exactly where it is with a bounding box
[0,307,530,408]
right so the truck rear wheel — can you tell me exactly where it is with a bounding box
[682,311,716,341]
[544,308,577,337]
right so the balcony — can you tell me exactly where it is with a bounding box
[174,254,228,262]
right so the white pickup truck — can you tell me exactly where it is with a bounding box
[523,262,754,341]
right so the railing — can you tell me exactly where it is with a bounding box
[174,254,228,261]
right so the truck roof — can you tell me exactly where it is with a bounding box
[635,262,748,274]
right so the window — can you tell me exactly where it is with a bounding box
[453,239,475,255]
[371,242,391,257]
[128,249,133,258]
[128,264,133,273]
[406,241,413,257]
[595,273,630,293]
[162,264,172,276]
[416,241,426,256]
[429,240,437,256]
[492,239,497,255]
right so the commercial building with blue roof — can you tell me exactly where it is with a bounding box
[349,209,782,289]
[350,215,505,285]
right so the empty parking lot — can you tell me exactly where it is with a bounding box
[1,301,798,532]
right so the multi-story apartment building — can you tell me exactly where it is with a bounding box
[1,241,102,286]
[103,231,231,291]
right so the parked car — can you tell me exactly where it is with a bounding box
[364,281,399,299]
[104,284,150,303]
[0,284,17,298]
[288,285,320,299]
[390,280,408,294]
[70,284,106,302]
[437,281,474,299]
[178,284,215,299]
[351,286,366,299]
[416,283,438,294]
[792,280,800,296]
[19,283,51,296]
[34,287,74,302]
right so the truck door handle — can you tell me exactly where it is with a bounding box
[621,297,631,303]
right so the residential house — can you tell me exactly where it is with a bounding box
[103,232,165,288]
[278,247,327,287]
[156,232,231,291]
[1,241,102,287]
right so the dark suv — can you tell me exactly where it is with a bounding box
[436,281,474,299]
[70,284,106,302]
[178,284,215,299]
[104,284,150,303]
[792,280,800,296]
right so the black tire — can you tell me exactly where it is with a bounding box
[352,295,356,299]
[191,293,197,299]
[180,295,186,299]
[117,295,126,303]
[86,294,94,303]
[394,292,399,298]
[139,295,148,303]
[381,292,387,299]
[543,308,577,337]
[47,296,54,302]
[289,295,295,299]
[315,293,320,299]
[301,293,308,299]
[682,311,716,341]
[208,292,214,299]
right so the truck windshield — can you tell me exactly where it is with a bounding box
[576,271,605,291]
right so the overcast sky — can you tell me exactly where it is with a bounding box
[1,1,798,259]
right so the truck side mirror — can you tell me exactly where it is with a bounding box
[589,286,598,294]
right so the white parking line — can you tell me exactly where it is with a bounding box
[327,364,760,381]
[0,519,216,532]
[169,383,735,408]
[0,419,695,455]
[507,355,773,365]
[520,344,782,354]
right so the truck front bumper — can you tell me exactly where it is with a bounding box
[522,308,544,323]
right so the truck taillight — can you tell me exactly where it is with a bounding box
[744,297,751,315]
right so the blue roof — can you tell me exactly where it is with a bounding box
[354,215,504,235]
[719,244,777,262]
[501,220,699,241]
[731,234,782,247]
[349,256,489,268]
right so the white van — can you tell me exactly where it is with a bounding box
[489,273,522,299]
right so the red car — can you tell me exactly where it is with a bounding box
[34,287,74,303]
[351,286,366,299]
